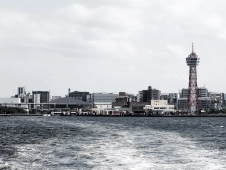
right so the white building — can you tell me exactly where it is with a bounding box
[92,102,112,114]
[33,94,40,109]
[144,100,175,115]
[151,100,168,105]
[0,98,21,104]
[144,104,175,115]
[94,102,112,109]
[0,98,28,111]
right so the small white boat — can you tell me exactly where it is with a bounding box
[43,114,51,116]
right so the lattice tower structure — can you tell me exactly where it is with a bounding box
[186,44,200,113]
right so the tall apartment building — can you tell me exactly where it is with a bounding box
[32,91,50,103]
[138,86,152,102]
[138,86,160,102]
[152,88,161,100]
[18,87,26,97]
[33,94,40,109]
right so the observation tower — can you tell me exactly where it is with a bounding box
[186,44,200,113]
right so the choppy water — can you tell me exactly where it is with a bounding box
[0,116,226,170]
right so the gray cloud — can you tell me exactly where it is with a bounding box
[0,0,226,97]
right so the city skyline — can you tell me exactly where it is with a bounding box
[1,0,226,97]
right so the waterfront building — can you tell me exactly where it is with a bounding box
[91,93,118,114]
[112,101,149,113]
[138,86,160,102]
[131,102,150,113]
[151,100,168,106]
[92,102,112,114]
[46,97,91,111]
[178,90,225,110]
[178,87,212,110]
[112,102,126,108]
[0,98,29,111]
[92,93,118,103]
[144,99,175,115]
[69,91,91,103]
[180,87,208,98]
[0,98,21,104]
[32,91,50,103]
[93,102,112,109]
[178,97,212,111]
[144,104,175,115]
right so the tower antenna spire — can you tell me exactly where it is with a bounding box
[192,43,194,53]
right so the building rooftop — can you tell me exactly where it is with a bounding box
[49,97,90,105]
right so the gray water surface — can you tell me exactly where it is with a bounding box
[0,116,226,170]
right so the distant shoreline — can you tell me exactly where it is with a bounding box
[1,114,226,117]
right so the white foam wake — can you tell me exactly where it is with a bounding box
[4,118,226,170]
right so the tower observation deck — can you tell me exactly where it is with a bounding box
[186,44,200,113]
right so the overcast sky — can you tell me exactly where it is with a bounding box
[1,0,226,97]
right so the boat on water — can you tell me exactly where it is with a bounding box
[43,114,51,116]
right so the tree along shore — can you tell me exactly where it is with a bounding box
[0,106,27,114]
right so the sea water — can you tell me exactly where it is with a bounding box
[0,116,225,170]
